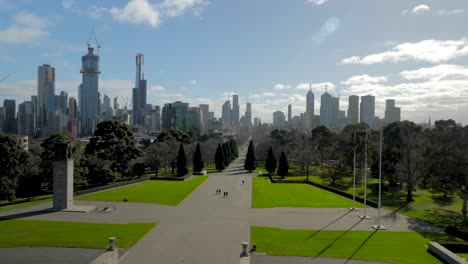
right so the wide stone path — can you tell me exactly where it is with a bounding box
[0,157,441,264]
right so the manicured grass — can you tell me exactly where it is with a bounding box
[77,176,207,205]
[0,219,154,249]
[252,177,362,208]
[0,195,52,213]
[251,226,450,264]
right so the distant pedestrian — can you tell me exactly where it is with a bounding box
[216,189,219,195]
[242,180,244,184]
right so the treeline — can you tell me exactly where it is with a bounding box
[0,120,239,203]
[251,119,468,220]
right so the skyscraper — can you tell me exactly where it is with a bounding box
[80,47,100,136]
[385,99,401,125]
[273,111,286,127]
[3,99,16,134]
[245,102,252,127]
[18,101,36,136]
[347,95,359,125]
[222,100,231,127]
[199,104,209,132]
[306,86,314,115]
[360,95,375,129]
[320,91,333,127]
[55,91,68,115]
[103,94,111,117]
[288,104,292,121]
[37,64,55,134]
[132,53,147,127]
[231,94,239,127]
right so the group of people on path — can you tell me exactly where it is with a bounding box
[216,189,229,198]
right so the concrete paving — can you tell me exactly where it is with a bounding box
[251,255,390,264]
[0,247,103,264]
[0,157,442,264]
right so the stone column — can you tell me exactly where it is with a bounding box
[53,141,74,210]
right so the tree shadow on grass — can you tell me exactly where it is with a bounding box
[0,209,54,221]
[430,195,456,207]
[344,230,378,264]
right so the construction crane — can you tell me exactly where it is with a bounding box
[87,29,102,54]
[0,74,10,84]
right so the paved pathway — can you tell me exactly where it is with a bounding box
[0,247,103,264]
[0,157,441,264]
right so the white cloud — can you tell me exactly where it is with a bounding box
[151,85,166,91]
[251,92,276,98]
[400,64,468,81]
[190,80,197,85]
[273,84,292,90]
[295,82,336,91]
[0,12,49,44]
[110,0,160,28]
[62,0,75,9]
[307,0,328,5]
[313,16,340,44]
[340,38,468,65]
[438,9,464,16]
[341,74,387,86]
[412,4,430,14]
[159,0,207,17]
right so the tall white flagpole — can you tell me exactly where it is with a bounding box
[373,129,386,229]
[349,132,358,211]
[360,131,371,219]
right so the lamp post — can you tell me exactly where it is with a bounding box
[373,129,386,230]
[360,131,371,219]
[349,132,358,211]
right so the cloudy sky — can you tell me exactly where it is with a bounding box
[0,0,467,123]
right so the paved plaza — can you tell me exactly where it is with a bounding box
[0,157,441,263]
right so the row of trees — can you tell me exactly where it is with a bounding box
[215,140,239,171]
[251,120,468,220]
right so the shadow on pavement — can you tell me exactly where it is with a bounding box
[305,210,353,240]
[344,230,377,264]
[0,209,54,220]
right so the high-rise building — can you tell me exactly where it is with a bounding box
[161,101,189,132]
[18,101,36,136]
[186,107,202,133]
[3,99,16,134]
[0,107,4,131]
[320,91,333,127]
[146,105,160,133]
[332,97,340,125]
[68,97,78,120]
[306,86,314,115]
[55,91,68,115]
[199,104,209,133]
[231,94,239,127]
[245,102,252,127]
[114,97,119,111]
[222,100,231,127]
[273,111,286,127]
[347,95,359,125]
[384,99,401,125]
[360,95,375,129]
[132,53,147,127]
[80,47,100,136]
[288,104,292,121]
[103,94,111,117]
[37,64,55,134]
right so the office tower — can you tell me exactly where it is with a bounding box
[186,107,202,133]
[102,94,111,117]
[68,97,78,120]
[360,95,375,129]
[332,97,340,125]
[161,101,189,132]
[222,100,231,127]
[0,107,4,131]
[320,91,333,127]
[80,47,100,136]
[113,97,119,111]
[55,91,68,115]
[347,95,359,125]
[231,94,239,127]
[306,86,314,115]
[245,102,252,127]
[199,104,209,133]
[385,99,401,125]
[37,64,55,134]
[147,105,160,132]
[3,99,16,134]
[18,101,36,136]
[132,53,147,127]
[273,111,286,127]
[31,95,37,114]
[288,104,292,121]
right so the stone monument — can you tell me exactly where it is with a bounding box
[53,141,74,209]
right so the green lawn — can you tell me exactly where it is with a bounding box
[251,226,449,264]
[77,176,207,205]
[0,195,52,213]
[0,219,154,249]
[252,177,362,208]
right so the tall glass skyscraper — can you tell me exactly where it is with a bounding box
[80,47,100,136]
[132,53,147,126]
[37,64,55,135]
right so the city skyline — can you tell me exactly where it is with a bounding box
[0,0,468,123]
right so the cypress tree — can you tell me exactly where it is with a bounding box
[215,144,225,171]
[277,152,289,179]
[265,146,277,176]
[176,143,188,176]
[244,140,256,172]
[222,143,230,166]
[193,143,204,173]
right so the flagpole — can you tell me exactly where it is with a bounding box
[373,129,386,229]
[349,132,358,211]
[360,131,371,219]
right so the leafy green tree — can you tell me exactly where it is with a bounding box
[277,152,289,179]
[176,143,188,176]
[0,133,30,202]
[244,140,256,172]
[320,161,347,185]
[85,120,142,175]
[265,146,277,176]
[215,144,226,171]
[132,163,146,178]
[311,125,334,166]
[193,143,204,173]
[40,132,74,190]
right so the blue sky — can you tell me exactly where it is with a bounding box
[1,0,468,123]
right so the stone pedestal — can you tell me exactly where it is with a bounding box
[53,142,74,210]
[241,242,249,256]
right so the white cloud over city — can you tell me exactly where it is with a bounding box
[0,11,49,44]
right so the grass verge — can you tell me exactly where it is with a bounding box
[0,219,155,249]
[77,176,207,205]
